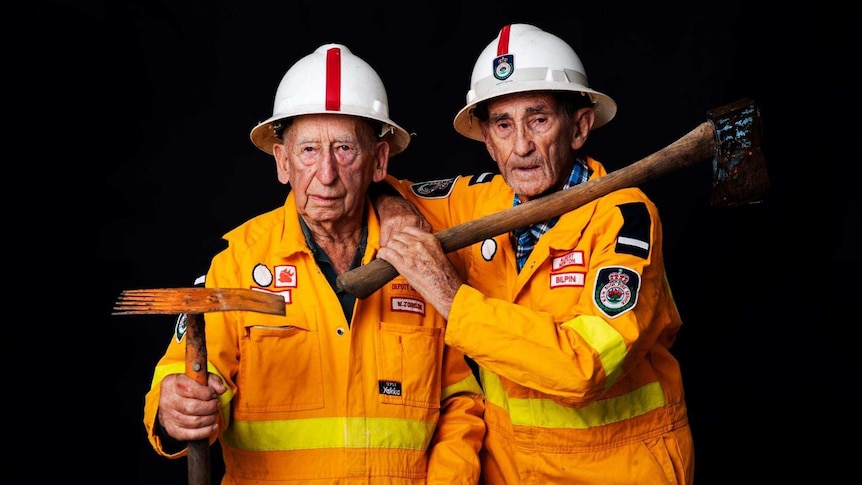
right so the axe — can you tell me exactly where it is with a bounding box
[337,97,769,299]
[113,287,286,485]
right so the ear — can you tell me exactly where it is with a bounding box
[272,143,291,185]
[571,108,596,151]
[371,141,390,182]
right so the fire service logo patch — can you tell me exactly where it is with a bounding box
[175,313,187,343]
[493,55,514,80]
[594,266,640,318]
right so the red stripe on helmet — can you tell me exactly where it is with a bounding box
[497,25,511,55]
[325,47,341,111]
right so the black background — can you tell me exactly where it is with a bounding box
[16,1,859,483]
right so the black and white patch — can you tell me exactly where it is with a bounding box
[409,178,456,198]
[467,172,496,185]
[378,380,402,396]
[615,202,651,259]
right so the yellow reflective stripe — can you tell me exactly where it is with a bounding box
[151,362,185,386]
[224,417,435,451]
[151,362,227,387]
[561,315,627,387]
[483,372,665,428]
[480,369,508,408]
[442,372,483,400]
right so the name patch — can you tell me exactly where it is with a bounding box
[552,250,584,270]
[391,297,425,315]
[252,287,291,304]
[550,272,585,288]
[378,380,402,396]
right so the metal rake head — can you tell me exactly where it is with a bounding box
[113,287,286,316]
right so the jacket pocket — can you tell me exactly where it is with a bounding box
[376,321,442,409]
[238,321,324,412]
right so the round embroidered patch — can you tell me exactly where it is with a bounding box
[253,263,273,287]
[481,238,497,261]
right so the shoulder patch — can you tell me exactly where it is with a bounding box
[409,178,456,199]
[174,313,187,343]
[615,202,651,259]
[468,172,497,185]
[594,266,641,318]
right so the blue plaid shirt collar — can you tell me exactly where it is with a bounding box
[512,158,591,272]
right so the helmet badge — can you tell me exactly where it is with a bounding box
[493,55,514,81]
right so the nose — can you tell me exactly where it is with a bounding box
[512,123,534,157]
[316,150,339,184]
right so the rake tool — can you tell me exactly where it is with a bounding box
[114,287,286,485]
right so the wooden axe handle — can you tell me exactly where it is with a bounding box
[183,313,212,485]
[337,120,716,299]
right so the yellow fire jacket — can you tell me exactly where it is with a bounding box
[143,193,485,485]
[385,156,693,484]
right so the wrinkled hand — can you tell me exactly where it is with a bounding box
[157,373,226,441]
[375,195,432,247]
[377,226,462,319]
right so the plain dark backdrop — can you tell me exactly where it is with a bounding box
[14,1,858,483]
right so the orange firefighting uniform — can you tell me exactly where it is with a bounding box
[143,192,485,485]
[384,156,694,484]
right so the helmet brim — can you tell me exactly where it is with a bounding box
[250,111,412,157]
[453,85,617,142]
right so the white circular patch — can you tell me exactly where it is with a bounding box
[253,263,273,287]
[481,238,497,261]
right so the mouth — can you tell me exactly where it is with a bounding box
[308,193,343,205]
[512,165,541,175]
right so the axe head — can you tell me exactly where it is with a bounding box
[707,98,771,207]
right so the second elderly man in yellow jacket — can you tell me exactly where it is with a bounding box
[376,24,694,485]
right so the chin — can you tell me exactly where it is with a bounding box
[512,182,551,201]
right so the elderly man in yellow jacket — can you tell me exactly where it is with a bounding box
[376,24,694,485]
[143,43,485,484]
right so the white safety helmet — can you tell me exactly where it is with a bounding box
[453,24,617,141]
[250,44,411,156]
